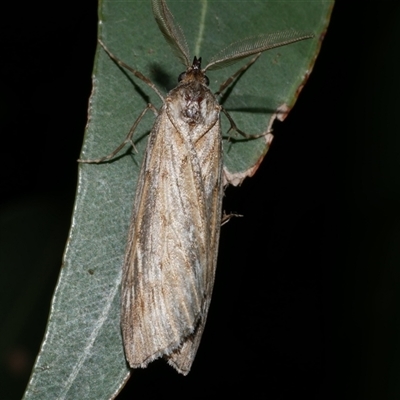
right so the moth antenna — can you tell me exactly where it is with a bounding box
[152,0,191,67]
[204,30,314,72]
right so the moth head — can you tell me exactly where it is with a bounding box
[178,56,210,86]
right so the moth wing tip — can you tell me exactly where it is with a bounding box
[166,357,191,375]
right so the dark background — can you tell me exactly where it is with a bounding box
[1,2,400,399]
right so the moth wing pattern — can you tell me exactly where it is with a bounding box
[121,83,223,375]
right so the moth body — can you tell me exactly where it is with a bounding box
[121,57,223,375]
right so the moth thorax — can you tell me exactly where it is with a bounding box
[182,89,205,122]
[185,103,200,120]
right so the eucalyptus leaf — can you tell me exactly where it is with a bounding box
[23,1,334,399]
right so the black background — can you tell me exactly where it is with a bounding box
[1,2,400,399]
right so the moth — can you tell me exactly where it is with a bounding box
[81,0,313,375]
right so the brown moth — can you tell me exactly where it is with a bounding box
[81,0,313,375]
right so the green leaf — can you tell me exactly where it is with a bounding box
[23,1,334,398]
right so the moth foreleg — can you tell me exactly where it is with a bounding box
[98,40,165,103]
[215,53,262,97]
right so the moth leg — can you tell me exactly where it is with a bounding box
[215,53,261,97]
[78,103,157,164]
[221,106,270,140]
[216,53,271,141]
[221,211,242,226]
[98,40,165,103]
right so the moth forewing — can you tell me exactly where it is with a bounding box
[121,65,223,374]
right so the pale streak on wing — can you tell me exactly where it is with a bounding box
[121,84,222,373]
